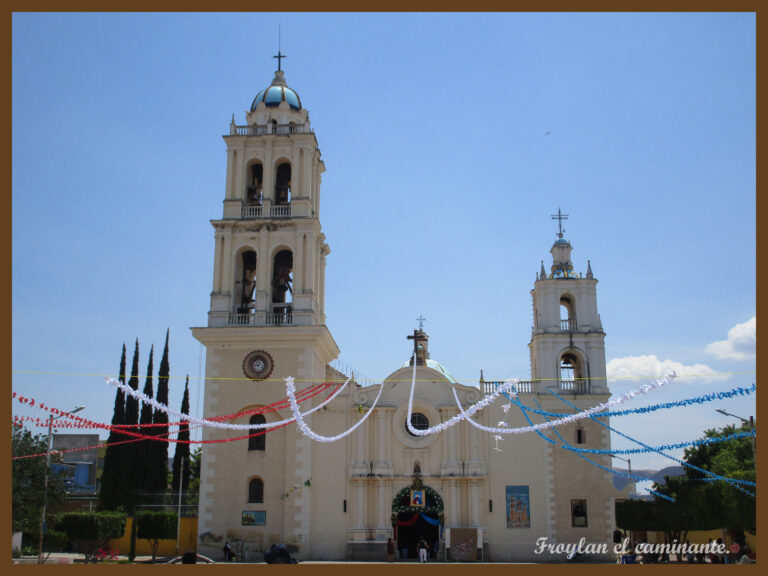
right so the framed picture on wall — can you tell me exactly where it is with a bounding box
[242,510,266,526]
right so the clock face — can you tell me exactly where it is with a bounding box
[252,359,265,373]
[243,350,274,380]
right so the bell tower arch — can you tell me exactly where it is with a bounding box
[528,209,608,394]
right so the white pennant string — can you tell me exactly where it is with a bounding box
[405,354,518,437]
[285,376,385,442]
[106,375,351,431]
[450,373,677,435]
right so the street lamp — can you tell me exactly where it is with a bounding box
[38,405,85,564]
[715,408,754,426]
[611,454,632,477]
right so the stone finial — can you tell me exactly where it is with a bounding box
[586,259,594,279]
[540,260,547,280]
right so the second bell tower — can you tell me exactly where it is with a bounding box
[528,210,608,394]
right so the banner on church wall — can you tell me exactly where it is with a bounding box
[506,486,530,528]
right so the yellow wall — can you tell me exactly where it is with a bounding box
[108,517,198,557]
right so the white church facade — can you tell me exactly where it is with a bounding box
[191,62,627,562]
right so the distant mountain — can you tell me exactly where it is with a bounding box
[612,466,685,492]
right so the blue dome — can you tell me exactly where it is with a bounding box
[250,72,302,112]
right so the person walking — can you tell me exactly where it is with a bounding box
[417,537,429,563]
[387,538,395,563]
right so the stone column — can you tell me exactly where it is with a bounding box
[294,230,304,292]
[446,480,460,527]
[258,229,269,313]
[225,149,235,200]
[212,231,223,292]
[469,481,481,526]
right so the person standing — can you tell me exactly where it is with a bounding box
[417,537,429,563]
[387,538,395,563]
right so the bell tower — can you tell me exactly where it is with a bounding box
[191,58,340,560]
[206,64,329,328]
[528,209,608,394]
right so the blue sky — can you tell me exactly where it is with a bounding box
[12,13,755,478]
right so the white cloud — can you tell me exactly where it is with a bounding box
[705,316,756,361]
[606,354,726,383]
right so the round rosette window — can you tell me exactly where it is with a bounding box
[243,350,274,380]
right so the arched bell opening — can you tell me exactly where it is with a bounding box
[246,162,263,205]
[270,249,293,325]
[235,249,257,314]
[559,351,586,393]
[560,294,576,331]
[275,162,291,205]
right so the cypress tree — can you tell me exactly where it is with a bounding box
[171,376,191,494]
[122,340,141,492]
[151,329,170,492]
[123,340,141,561]
[137,345,154,492]
[99,343,127,510]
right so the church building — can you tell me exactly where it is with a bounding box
[191,61,626,562]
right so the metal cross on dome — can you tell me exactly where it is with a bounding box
[416,315,426,330]
[551,208,569,239]
[273,50,286,72]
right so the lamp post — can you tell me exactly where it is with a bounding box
[38,406,85,564]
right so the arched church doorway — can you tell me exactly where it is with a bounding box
[392,479,443,561]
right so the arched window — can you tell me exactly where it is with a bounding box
[248,477,264,503]
[575,426,586,444]
[248,414,266,451]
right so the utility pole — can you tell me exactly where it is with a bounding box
[175,455,186,556]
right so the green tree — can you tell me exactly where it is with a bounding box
[99,343,127,510]
[123,340,141,492]
[54,511,127,562]
[12,424,67,539]
[135,510,176,560]
[186,447,202,506]
[150,329,170,492]
[683,422,756,536]
[136,345,155,492]
[171,377,191,494]
[616,422,755,542]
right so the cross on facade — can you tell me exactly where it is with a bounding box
[551,208,569,239]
